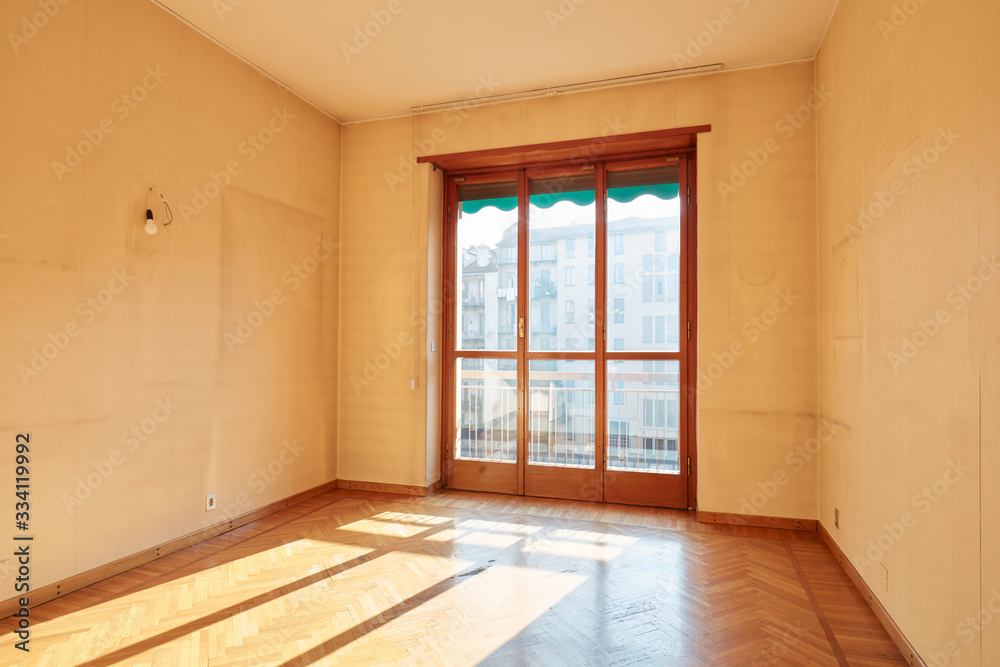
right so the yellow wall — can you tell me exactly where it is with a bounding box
[0,0,340,592]
[339,63,820,519]
[816,0,998,664]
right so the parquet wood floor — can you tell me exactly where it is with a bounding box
[0,489,907,666]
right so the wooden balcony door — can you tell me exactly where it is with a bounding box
[443,154,695,509]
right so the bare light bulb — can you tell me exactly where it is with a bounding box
[144,209,157,235]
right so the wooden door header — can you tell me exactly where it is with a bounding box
[417,125,711,174]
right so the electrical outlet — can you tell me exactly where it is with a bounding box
[835,508,839,529]
[880,563,889,592]
[206,493,217,512]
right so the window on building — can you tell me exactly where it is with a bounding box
[667,315,679,346]
[655,229,666,252]
[588,265,595,285]
[588,235,595,257]
[565,301,575,324]
[614,263,625,284]
[541,243,552,260]
[643,399,665,428]
[566,237,575,259]
[588,300,595,324]
[613,298,624,323]
[614,234,624,255]
[565,266,575,286]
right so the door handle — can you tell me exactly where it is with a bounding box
[519,317,524,338]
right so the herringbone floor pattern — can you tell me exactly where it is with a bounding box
[0,490,906,666]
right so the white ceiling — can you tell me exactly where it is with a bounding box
[149,0,839,123]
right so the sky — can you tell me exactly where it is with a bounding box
[458,194,681,250]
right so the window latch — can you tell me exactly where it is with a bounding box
[519,317,524,338]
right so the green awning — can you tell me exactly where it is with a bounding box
[461,184,679,215]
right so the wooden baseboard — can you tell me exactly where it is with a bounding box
[0,480,338,620]
[337,479,440,496]
[696,510,818,532]
[818,522,927,667]
[426,478,443,494]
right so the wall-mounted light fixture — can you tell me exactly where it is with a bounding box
[145,188,173,235]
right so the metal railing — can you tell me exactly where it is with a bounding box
[456,383,680,473]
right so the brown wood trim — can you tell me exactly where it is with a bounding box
[337,480,438,496]
[0,480,338,620]
[685,152,699,510]
[453,350,519,359]
[441,178,456,488]
[426,478,443,494]
[516,169,528,497]
[604,351,684,361]
[819,522,928,667]
[696,511,818,533]
[418,126,711,173]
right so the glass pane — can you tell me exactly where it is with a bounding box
[607,360,680,473]
[528,359,596,468]
[457,180,518,351]
[455,358,517,462]
[528,174,595,352]
[607,165,681,352]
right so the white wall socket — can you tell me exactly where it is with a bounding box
[206,493,217,511]
[879,563,889,591]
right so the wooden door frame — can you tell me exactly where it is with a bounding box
[432,127,707,510]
